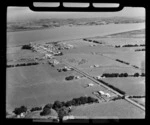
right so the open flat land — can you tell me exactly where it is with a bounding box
[6,22,145,119]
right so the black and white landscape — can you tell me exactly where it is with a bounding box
[6,7,145,120]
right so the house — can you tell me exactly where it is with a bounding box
[98,91,105,95]
[45,54,53,59]
[87,83,94,87]
[64,66,72,71]
[105,93,111,97]
[96,76,101,79]
[17,112,26,118]
[93,64,99,67]
[20,113,25,118]
[75,76,81,79]
[53,60,59,65]
[98,91,111,98]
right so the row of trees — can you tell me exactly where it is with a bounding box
[123,44,140,47]
[102,73,128,77]
[97,79,126,95]
[30,106,42,112]
[115,59,130,65]
[101,72,145,78]
[83,39,103,44]
[7,62,39,68]
[40,96,99,118]
[128,95,145,98]
[132,65,139,69]
[12,96,99,119]
[21,44,33,50]
[115,44,145,48]
[135,49,145,51]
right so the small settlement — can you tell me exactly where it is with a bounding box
[29,42,74,66]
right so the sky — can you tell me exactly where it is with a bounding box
[7,6,145,22]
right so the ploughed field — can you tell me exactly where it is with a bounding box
[6,28,145,118]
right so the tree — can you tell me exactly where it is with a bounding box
[65,101,72,107]
[52,101,63,110]
[57,107,70,121]
[124,73,128,77]
[40,103,53,116]
[87,96,98,103]
[141,73,145,77]
[40,108,51,116]
[21,44,32,50]
[44,103,53,109]
[13,106,27,115]
[65,76,74,81]
[119,73,124,77]
[134,73,139,77]
[30,106,42,112]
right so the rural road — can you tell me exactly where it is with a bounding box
[62,60,145,111]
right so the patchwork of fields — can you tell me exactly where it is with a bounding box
[6,28,145,118]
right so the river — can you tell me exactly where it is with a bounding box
[7,23,145,47]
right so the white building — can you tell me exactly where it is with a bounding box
[53,60,59,65]
[75,76,81,79]
[98,91,111,97]
[45,54,53,59]
[105,93,111,97]
[96,76,102,79]
[93,64,99,68]
[88,83,94,87]
[63,115,75,120]
[98,91,105,95]
[64,66,72,71]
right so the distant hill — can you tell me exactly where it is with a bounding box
[7,16,145,32]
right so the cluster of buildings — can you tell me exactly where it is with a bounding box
[48,59,59,66]
[97,91,111,98]
[30,42,74,60]
[60,43,74,50]
[29,42,63,59]
[93,90,112,102]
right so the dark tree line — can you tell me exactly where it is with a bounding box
[101,72,145,78]
[30,106,42,112]
[132,65,139,69]
[128,95,145,98]
[115,59,130,65]
[115,44,145,48]
[39,96,99,119]
[12,96,99,119]
[7,62,39,68]
[97,79,126,95]
[135,49,145,51]
[101,73,128,77]
[21,44,32,50]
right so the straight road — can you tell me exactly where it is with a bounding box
[63,60,145,111]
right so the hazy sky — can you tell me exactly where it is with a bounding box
[7,7,145,21]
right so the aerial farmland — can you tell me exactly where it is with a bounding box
[6,7,145,120]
